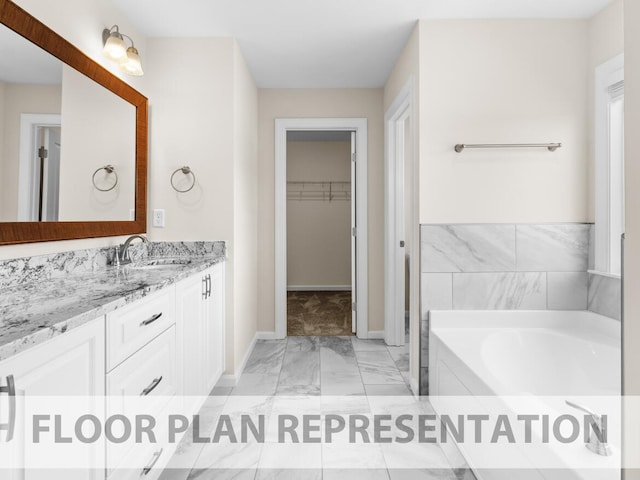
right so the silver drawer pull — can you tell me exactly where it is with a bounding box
[142,448,163,475]
[140,376,163,396]
[140,312,162,327]
[0,375,16,441]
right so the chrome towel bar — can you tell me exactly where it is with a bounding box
[454,143,562,153]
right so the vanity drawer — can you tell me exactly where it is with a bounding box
[109,442,171,480]
[107,287,175,371]
[107,325,177,406]
[107,326,177,475]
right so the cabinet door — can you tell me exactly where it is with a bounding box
[0,319,105,480]
[204,263,225,393]
[175,272,207,397]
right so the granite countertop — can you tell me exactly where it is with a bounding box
[0,241,225,362]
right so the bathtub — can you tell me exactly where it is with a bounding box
[428,310,621,480]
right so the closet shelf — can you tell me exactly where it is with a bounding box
[287,181,351,202]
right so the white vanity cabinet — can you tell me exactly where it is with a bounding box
[0,260,225,480]
[0,319,106,480]
[175,263,225,398]
[105,288,178,480]
[204,263,224,393]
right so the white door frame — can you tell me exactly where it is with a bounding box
[384,80,414,347]
[275,118,369,339]
[18,113,62,221]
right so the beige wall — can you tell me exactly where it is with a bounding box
[258,89,385,333]
[287,140,352,287]
[58,66,135,222]
[588,0,624,222]
[624,0,640,476]
[144,36,237,372]
[145,37,258,376]
[232,42,259,374]
[419,20,589,224]
[383,24,421,389]
[12,0,146,95]
[0,0,147,259]
[0,83,61,222]
[0,1,259,377]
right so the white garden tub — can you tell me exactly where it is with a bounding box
[429,310,621,480]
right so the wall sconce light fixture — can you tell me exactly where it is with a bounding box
[102,25,144,76]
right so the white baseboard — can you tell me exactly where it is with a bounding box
[216,332,258,387]
[410,377,419,396]
[216,375,237,388]
[366,330,385,339]
[287,285,351,291]
[256,331,281,340]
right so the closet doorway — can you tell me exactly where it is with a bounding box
[275,118,368,339]
[286,131,353,335]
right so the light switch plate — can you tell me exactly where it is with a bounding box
[153,209,165,228]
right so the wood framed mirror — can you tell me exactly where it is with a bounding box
[0,0,147,245]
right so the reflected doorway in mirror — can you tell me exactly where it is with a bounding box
[17,113,62,222]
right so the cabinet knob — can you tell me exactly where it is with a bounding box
[0,375,16,441]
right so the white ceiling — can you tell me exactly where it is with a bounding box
[111,0,613,88]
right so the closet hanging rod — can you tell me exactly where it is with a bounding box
[454,143,562,153]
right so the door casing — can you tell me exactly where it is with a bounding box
[274,118,369,339]
[384,79,416,391]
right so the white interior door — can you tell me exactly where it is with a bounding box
[393,123,406,344]
[384,82,412,347]
[350,131,357,334]
[40,127,61,222]
[17,115,62,222]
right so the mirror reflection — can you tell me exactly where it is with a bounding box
[0,23,136,223]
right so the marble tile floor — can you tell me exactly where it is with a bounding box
[159,336,474,480]
[287,291,353,336]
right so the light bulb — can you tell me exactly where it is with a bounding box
[119,46,144,76]
[103,32,126,61]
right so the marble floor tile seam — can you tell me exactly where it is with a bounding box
[165,337,466,480]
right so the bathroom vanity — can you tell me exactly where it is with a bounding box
[0,241,225,479]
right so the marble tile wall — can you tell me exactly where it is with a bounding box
[588,273,621,321]
[419,223,591,395]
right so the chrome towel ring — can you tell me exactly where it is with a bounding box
[170,166,196,193]
[92,165,118,192]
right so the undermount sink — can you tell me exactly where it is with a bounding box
[126,258,194,270]
[129,264,187,271]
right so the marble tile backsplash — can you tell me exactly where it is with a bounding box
[0,241,225,290]
[419,223,592,395]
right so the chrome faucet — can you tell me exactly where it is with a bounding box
[118,235,148,265]
[565,400,613,456]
